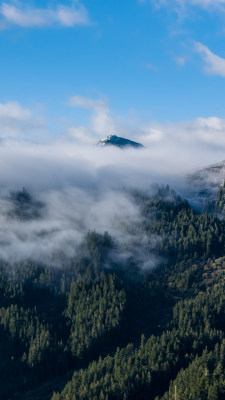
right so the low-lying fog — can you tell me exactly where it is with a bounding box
[0,102,225,267]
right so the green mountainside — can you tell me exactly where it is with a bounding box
[1,184,225,399]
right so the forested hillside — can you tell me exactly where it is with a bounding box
[1,184,225,399]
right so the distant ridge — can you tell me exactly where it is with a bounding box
[96,135,144,148]
[188,160,225,191]
[186,160,225,208]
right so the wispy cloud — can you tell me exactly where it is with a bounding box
[176,56,187,66]
[69,95,108,112]
[0,1,90,29]
[143,62,157,71]
[195,42,225,77]
[180,0,225,8]
[150,0,225,11]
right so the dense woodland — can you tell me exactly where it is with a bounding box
[1,184,225,399]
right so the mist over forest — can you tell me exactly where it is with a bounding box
[0,135,221,267]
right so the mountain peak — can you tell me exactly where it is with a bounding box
[96,135,144,148]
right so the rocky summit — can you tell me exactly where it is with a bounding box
[96,135,144,148]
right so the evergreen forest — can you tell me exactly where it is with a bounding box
[1,183,225,399]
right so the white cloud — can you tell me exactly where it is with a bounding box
[68,95,116,143]
[0,1,90,29]
[0,101,31,119]
[195,42,225,77]
[2,98,225,176]
[0,101,48,139]
[140,116,225,156]
[67,94,225,168]
[172,117,225,147]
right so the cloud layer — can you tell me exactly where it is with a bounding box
[1,98,225,172]
[0,97,224,265]
[0,1,90,29]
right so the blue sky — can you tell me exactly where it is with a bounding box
[1,0,225,148]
